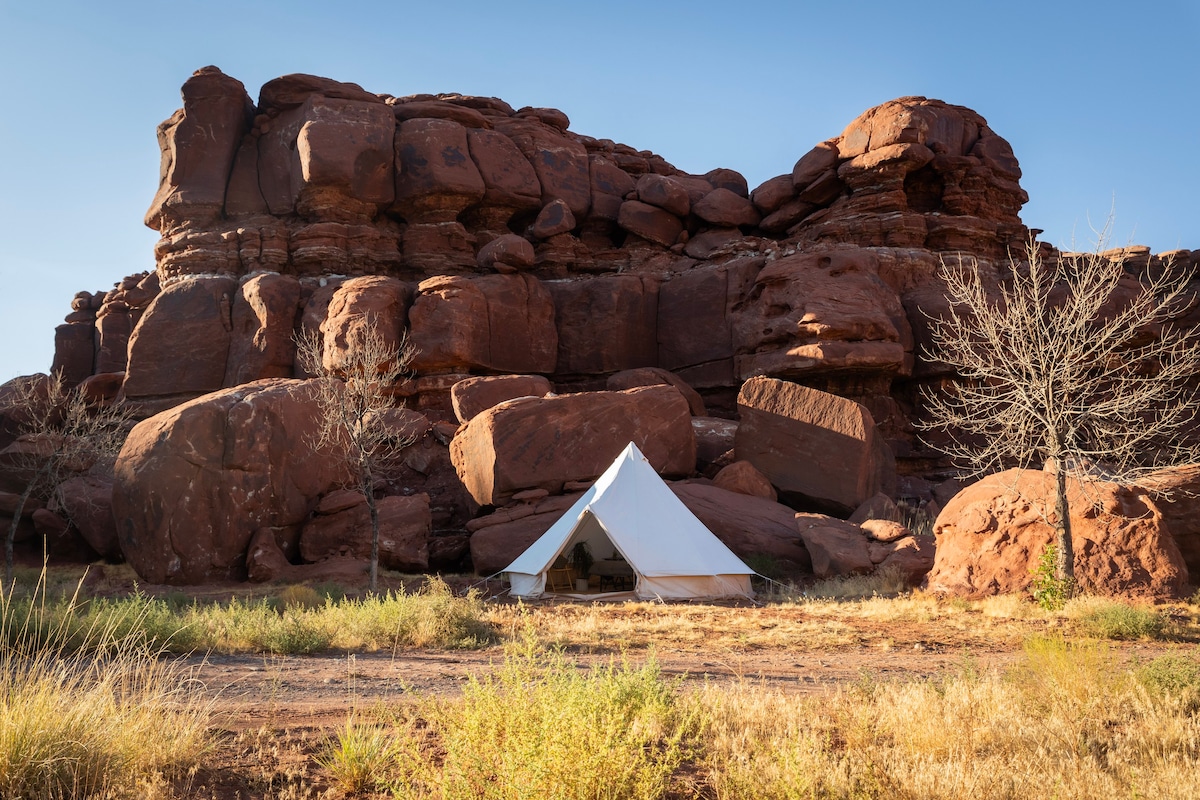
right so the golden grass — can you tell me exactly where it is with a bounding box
[0,575,211,799]
[309,635,1200,800]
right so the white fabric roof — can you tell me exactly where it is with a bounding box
[503,442,754,599]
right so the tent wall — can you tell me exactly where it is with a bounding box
[636,574,753,600]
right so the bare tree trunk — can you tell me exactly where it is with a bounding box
[1053,464,1075,588]
[364,475,380,593]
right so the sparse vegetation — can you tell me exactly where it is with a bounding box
[2,575,494,656]
[0,575,210,799]
[5,566,1200,798]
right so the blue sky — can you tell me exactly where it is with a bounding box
[1,0,1196,381]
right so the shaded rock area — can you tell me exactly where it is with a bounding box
[928,469,1188,599]
[11,68,1195,594]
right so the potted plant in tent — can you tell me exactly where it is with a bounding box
[569,542,593,591]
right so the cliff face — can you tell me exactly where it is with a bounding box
[27,68,1200,586]
[53,68,1037,418]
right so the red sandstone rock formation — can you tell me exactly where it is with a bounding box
[26,67,1196,594]
[927,470,1188,599]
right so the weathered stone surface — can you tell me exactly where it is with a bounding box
[848,492,901,525]
[530,199,576,239]
[468,494,580,575]
[451,374,553,424]
[750,174,797,214]
[76,372,125,406]
[589,155,636,221]
[672,481,810,573]
[224,273,301,386]
[246,527,368,584]
[393,118,485,223]
[293,96,396,220]
[860,518,909,543]
[704,168,748,197]
[94,307,133,374]
[928,469,1188,599]
[112,379,352,584]
[870,534,935,583]
[1137,465,1200,579]
[123,276,237,399]
[606,367,705,416]
[450,386,695,506]
[57,475,120,560]
[409,274,557,374]
[735,377,895,514]
[52,324,95,387]
[692,188,761,227]
[636,174,691,217]
[712,460,777,501]
[34,508,97,562]
[476,234,536,271]
[617,200,683,247]
[146,67,253,231]
[796,513,874,578]
[657,261,759,386]
[548,275,657,375]
[320,276,410,374]
[466,128,542,212]
[299,493,431,572]
[488,118,588,215]
[732,249,910,380]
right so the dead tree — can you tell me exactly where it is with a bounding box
[920,227,1200,588]
[295,319,418,592]
[0,373,132,586]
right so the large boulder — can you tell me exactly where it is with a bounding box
[606,368,706,417]
[671,482,810,573]
[57,475,121,560]
[409,274,557,374]
[735,377,896,514]
[224,272,302,386]
[450,374,553,424]
[112,379,351,584]
[122,276,238,400]
[450,385,695,506]
[1136,465,1200,580]
[299,492,431,572]
[468,494,580,576]
[319,275,410,373]
[927,469,1188,599]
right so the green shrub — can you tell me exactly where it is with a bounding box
[1078,602,1166,640]
[1030,543,1073,611]
[1135,653,1200,698]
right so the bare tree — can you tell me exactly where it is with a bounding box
[0,373,132,586]
[920,227,1200,588]
[295,319,418,592]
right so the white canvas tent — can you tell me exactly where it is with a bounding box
[502,442,755,600]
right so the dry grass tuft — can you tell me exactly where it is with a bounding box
[0,574,211,799]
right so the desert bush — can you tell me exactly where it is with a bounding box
[381,635,700,799]
[797,564,911,600]
[0,577,210,798]
[318,715,406,795]
[1074,600,1167,640]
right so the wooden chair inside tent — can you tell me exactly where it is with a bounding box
[546,556,574,592]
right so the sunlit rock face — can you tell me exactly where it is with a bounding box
[68,70,1036,417]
